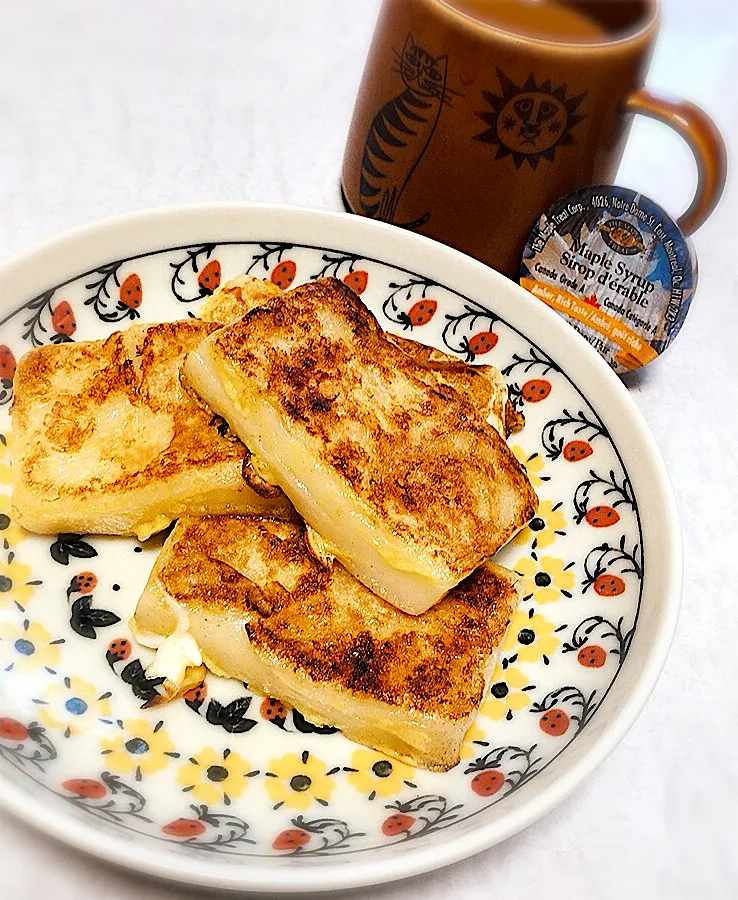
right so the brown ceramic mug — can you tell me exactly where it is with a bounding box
[341,0,726,277]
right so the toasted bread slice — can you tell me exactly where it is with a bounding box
[11,317,293,539]
[185,277,537,614]
[398,337,525,436]
[201,276,518,436]
[384,334,519,437]
[199,275,283,324]
[132,515,520,771]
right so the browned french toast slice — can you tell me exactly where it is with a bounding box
[384,334,522,437]
[11,285,294,538]
[198,275,283,324]
[132,515,520,771]
[185,277,537,614]
[201,276,519,436]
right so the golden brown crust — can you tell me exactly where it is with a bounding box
[384,333,520,436]
[155,515,520,719]
[12,321,238,498]
[11,276,286,508]
[10,317,293,534]
[505,400,525,435]
[209,278,537,575]
[199,275,283,323]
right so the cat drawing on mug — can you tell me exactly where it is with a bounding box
[359,34,455,228]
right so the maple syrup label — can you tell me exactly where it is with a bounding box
[520,185,696,374]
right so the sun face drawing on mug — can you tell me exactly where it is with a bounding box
[358,33,460,228]
[475,69,587,168]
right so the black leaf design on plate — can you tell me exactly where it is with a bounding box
[464,744,541,795]
[61,771,150,824]
[572,468,635,526]
[0,719,57,773]
[283,815,364,854]
[540,409,608,461]
[245,243,294,275]
[205,698,257,734]
[381,277,437,330]
[441,301,498,361]
[69,595,120,639]
[529,685,599,733]
[292,708,339,735]
[580,536,642,593]
[82,263,142,323]
[383,794,463,841]
[50,533,98,565]
[176,804,256,848]
[0,376,13,407]
[120,659,166,705]
[21,289,55,348]
[561,614,634,661]
[310,251,364,280]
[170,244,218,303]
[501,347,561,378]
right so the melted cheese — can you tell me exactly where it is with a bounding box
[184,345,457,614]
[135,514,174,542]
[146,632,202,685]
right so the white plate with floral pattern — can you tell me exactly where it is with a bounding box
[0,204,680,892]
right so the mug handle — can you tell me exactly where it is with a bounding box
[625,88,727,235]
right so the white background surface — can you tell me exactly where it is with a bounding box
[0,1,736,897]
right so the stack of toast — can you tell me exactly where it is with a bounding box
[11,274,537,770]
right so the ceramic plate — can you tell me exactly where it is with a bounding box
[0,205,680,892]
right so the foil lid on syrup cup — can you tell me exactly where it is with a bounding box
[520,185,697,375]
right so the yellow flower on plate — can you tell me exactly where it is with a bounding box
[100,718,176,778]
[0,620,62,673]
[0,433,13,486]
[0,557,36,609]
[265,751,335,811]
[0,495,27,549]
[480,665,531,720]
[511,445,546,488]
[177,747,255,805]
[502,609,560,664]
[513,499,566,550]
[460,721,488,761]
[39,676,112,737]
[346,748,415,799]
[515,556,576,604]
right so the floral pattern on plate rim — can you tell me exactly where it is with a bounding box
[0,241,643,857]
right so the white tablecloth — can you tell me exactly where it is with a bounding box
[1,1,736,897]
